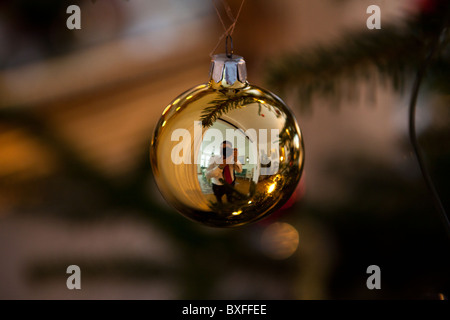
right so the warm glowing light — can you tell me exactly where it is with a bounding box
[232,210,242,216]
[248,200,252,204]
[173,98,180,105]
[261,222,300,260]
[186,95,193,100]
[176,107,181,111]
[162,104,171,116]
[258,99,266,104]
[280,156,284,161]
[267,182,276,194]
[161,120,167,127]
[285,128,290,137]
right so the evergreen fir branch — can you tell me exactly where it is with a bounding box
[201,96,260,128]
[265,18,450,110]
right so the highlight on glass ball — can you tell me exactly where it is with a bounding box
[150,54,304,227]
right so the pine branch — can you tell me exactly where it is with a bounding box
[201,96,260,128]
[265,18,450,109]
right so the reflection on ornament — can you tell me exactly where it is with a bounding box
[267,182,277,194]
[150,54,305,227]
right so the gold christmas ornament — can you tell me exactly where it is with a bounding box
[150,54,304,227]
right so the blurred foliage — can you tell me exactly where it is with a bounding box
[310,125,450,298]
[266,0,450,109]
[263,0,450,298]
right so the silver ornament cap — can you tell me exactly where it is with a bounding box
[209,54,247,87]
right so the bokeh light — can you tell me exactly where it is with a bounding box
[261,222,300,260]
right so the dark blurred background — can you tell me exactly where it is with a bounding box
[0,0,448,299]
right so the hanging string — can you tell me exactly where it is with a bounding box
[409,43,450,239]
[209,0,246,58]
[219,0,236,22]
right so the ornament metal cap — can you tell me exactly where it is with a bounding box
[209,54,247,87]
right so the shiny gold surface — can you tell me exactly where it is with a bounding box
[150,80,304,227]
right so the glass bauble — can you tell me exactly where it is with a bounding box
[150,54,304,227]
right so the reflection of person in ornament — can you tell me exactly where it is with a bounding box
[205,140,243,204]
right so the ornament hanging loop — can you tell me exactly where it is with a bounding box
[226,35,233,58]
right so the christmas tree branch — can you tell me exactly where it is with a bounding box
[408,36,450,239]
[200,96,260,127]
[265,19,450,109]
